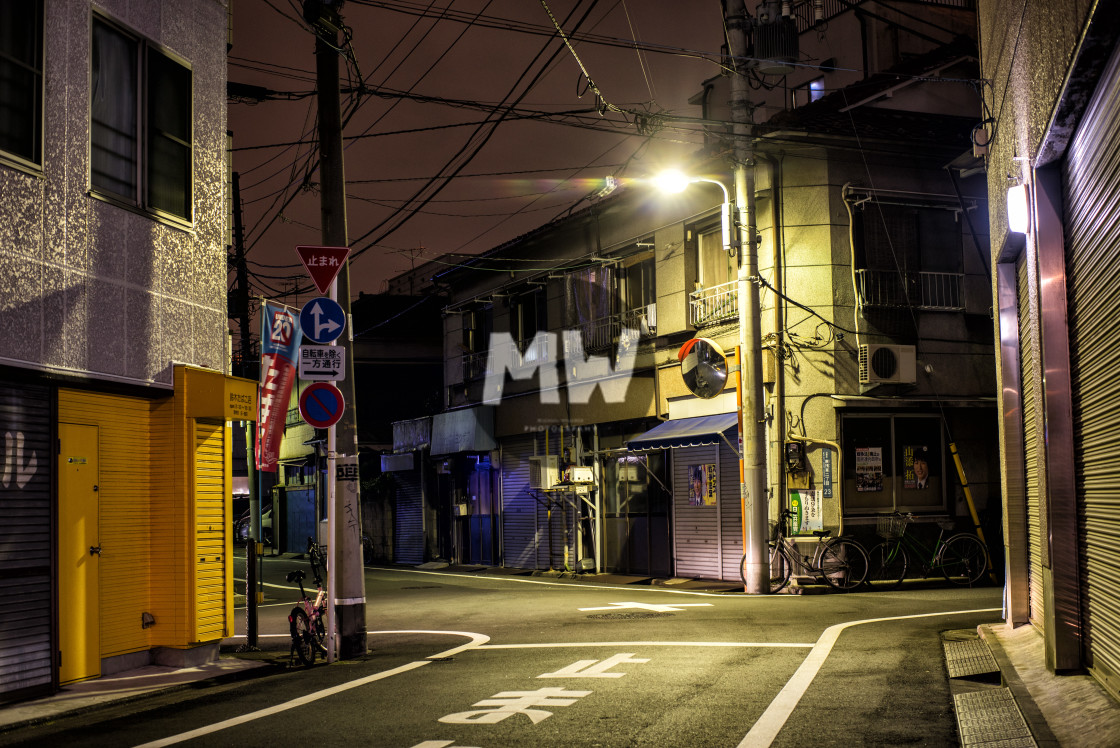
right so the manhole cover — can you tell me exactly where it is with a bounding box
[586,612,671,620]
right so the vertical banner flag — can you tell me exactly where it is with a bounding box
[257,302,302,471]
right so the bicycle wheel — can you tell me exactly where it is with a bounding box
[770,542,793,593]
[939,534,987,586]
[289,607,316,666]
[819,538,869,591]
[866,540,908,590]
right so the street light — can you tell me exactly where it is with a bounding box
[653,169,769,594]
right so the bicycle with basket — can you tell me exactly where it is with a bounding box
[866,511,988,589]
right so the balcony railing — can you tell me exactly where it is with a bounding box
[855,269,964,311]
[461,335,554,381]
[578,304,657,353]
[690,281,739,327]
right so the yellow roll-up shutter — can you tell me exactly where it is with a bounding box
[194,421,227,641]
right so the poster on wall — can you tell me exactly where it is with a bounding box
[688,464,718,506]
[790,489,823,535]
[903,445,931,489]
[855,447,883,492]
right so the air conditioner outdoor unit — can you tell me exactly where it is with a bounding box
[528,455,560,489]
[859,344,917,384]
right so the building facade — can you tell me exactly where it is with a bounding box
[0,1,248,700]
[979,0,1120,702]
[388,4,999,581]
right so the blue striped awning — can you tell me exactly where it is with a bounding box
[626,413,739,452]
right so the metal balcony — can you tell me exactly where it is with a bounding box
[690,281,739,327]
[855,269,964,311]
[578,305,657,353]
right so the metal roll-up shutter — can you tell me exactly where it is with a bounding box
[0,381,53,701]
[718,442,743,582]
[393,469,424,565]
[1017,254,1046,629]
[672,445,720,579]
[194,422,227,641]
[1063,42,1120,697]
[500,434,538,569]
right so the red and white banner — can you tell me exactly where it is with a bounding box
[256,303,302,472]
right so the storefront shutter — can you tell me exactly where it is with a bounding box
[672,445,721,579]
[393,470,424,565]
[194,422,227,641]
[500,434,539,569]
[1017,254,1046,630]
[1063,42,1120,697]
[0,382,53,701]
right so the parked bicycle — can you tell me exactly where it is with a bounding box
[866,512,988,589]
[743,508,869,592]
[286,537,327,665]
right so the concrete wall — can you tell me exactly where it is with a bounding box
[0,0,230,386]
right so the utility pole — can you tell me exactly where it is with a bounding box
[726,0,769,593]
[305,0,366,657]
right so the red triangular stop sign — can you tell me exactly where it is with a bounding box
[296,245,351,294]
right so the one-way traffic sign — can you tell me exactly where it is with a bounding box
[299,345,346,381]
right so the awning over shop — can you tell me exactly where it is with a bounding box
[431,406,497,456]
[626,412,739,452]
[393,416,432,453]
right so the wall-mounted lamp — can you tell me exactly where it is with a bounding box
[1007,183,1031,234]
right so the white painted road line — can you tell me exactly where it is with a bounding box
[131,631,490,748]
[478,641,815,649]
[373,567,766,598]
[737,607,1002,748]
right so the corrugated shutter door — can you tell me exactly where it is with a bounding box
[1063,42,1120,696]
[672,445,720,579]
[500,435,538,569]
[194,422,227,641]
[719,443,743,582]
[393,470,424,565]
[0,382,53,701]
[1017,254,1046,629]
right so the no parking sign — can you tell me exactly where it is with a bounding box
[299,382,344,429]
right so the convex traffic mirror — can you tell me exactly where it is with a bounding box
[678,337,729,399]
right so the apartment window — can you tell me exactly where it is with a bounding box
[0,0,44,167]
[91,16,192,221]
[697,225,734,288]
[793,77,825,108]
[511,291,546,345]
[620,251,655,310]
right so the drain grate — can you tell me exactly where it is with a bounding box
[954,688,1037,747]
[400,585,441,590]
[944,638,1001,679]
[586,612,671,620]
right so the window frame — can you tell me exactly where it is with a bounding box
[89,12,194,226]
[0,0,45,173]
[695,221,735,289]
[793,77,825,108]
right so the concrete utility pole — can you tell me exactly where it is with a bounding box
[725,0,769,593]
[305,0,366,657]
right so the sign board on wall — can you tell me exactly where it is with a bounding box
[687,463,718,506]
[790,489,823,535]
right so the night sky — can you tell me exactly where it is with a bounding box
[227,0,726,307]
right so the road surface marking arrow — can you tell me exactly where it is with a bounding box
[577,601,713,613]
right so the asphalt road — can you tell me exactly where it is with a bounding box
[3,558,1003,747]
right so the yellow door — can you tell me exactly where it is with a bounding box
[59,423,100,684]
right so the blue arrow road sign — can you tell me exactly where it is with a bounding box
[300,382,344,429]
[299,297,346,344]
